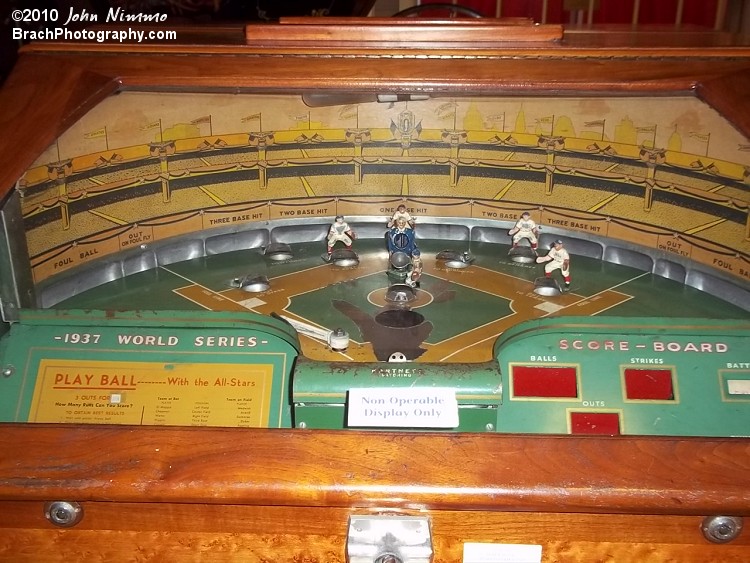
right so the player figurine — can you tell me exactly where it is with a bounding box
[387,217,417,254]
[405,249,423,288]
[536,239,571,289]
[386,216,421,285]
[326,215,355,260]
[387,204,415,229]
[508,211,540,253]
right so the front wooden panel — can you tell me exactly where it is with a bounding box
[0,426,748,561]
[1,503,749,562]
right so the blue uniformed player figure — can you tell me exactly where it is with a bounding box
[387,216,418,256]
[387,217,422,286]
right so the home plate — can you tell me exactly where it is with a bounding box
[237,297,267,309]
[535,301,565,314]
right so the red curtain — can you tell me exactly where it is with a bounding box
[416,0,720,27]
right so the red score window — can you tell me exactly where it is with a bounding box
[570,412,621,435]
[512,365,578,399]
[624,368,675,401]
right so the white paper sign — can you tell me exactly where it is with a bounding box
[347,387,459,428]
[463,543,542,563]
[728,380,750,395]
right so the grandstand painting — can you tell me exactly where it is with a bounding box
[17,92,750,284]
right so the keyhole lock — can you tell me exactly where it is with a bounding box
[347,515,432,563]
[44,501,83,528]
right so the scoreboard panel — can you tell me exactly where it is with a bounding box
[494,318,750,436]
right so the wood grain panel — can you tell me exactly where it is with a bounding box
[0,426,748,515]
[0,500,748,561]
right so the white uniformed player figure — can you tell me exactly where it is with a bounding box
[508,211,539,252]
[327,215,355,257]
[387,204,415,229]
[536,239,571,288]
[405,249,423,288]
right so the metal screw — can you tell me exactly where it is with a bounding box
[44,501,83,528]
[485,423,495,431]
[702,515,743,544]
[298,422,307,429]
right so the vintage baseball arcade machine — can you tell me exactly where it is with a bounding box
[0,15,749,563]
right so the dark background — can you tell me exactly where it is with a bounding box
[3,0,748,85]
[1,0,377,84]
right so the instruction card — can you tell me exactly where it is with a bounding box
[347,387,459,428]
[463,543,543,563]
